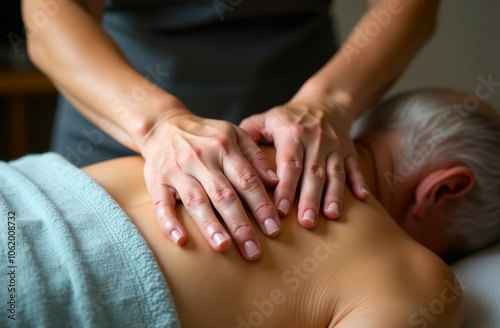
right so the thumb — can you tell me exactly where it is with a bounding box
[240,114,267,143]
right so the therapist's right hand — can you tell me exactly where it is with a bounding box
[141,107,280,260]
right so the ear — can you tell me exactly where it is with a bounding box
[413,166,475,219]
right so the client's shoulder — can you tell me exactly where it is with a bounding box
[331,243,464,327]
[403,245,465,328]
[328,193,465,327]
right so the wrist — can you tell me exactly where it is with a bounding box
[293,78,359,125]
[129,94,189,155]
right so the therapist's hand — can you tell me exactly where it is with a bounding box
[240,95,369,228]
[141,107,280,260]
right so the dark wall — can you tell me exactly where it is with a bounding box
[1,2,25,65]
[1,2,57,161]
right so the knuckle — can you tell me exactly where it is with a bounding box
[198,219,211,232]
[328,163,346,181]
[219,122,235,134]
[283,156,303,173]
[237,172,260,192]
[247,149,267,164]
[184,191,208,209]
[228,221,253,238]
[198,218,219,233]
[302,196,322,208]
[329,193,343,203]
[212,187,238,207]
[153,200,166,215]
[306,164,326,181]
[251,201,274,218]
[278,182,296,196]
[240,116,256,128]
[153,201,173,225]
[209,136,230,151]
[240,117,250,126]
[161,219,177,232]
[290,123,306,135]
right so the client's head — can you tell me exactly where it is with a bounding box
[355,89,500,259]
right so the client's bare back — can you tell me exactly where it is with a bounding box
[82,149,464,328]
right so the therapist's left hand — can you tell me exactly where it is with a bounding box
[240,94,369,228]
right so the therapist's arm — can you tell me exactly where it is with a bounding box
[300,0,439,117]
[22,0,281,260]
[23,0,165,149]
[241,0,438,226]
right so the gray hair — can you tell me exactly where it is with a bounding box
[358,89,500,254]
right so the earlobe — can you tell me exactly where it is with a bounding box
[412,166,475,219]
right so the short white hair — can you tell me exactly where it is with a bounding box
[359,89,500,254]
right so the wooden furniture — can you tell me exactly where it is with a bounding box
[0,68,57,158]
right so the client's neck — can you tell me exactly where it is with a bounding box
[354,132,400,215]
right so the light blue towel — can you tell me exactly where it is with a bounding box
[0,153,180,327]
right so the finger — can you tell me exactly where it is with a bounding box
[223,152,281,238]
[198,170,262,260]
[239,114,265,143]
[151,183,188,245]
[274,131,304,216]
[346,155,370,200]
[322,152,347,220]
[297,147,327,228]
[236,128,279,187]
[176,176,232,252]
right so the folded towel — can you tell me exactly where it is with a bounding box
[0,153,180,327]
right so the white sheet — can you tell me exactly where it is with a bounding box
[451,243,500,328]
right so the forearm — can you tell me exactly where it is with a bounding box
[22,0,182,152]
[297,0,439,122]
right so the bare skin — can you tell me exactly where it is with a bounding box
[82,146,464,327]
[23,0,439,257]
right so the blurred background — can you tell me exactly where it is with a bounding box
[334,0,500,108]
[1,1,499,161]
[0,1,56,161]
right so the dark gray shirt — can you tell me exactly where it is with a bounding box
[51,0,337,166]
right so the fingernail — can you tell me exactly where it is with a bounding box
[244,240,260,258]
[278,199,290,215]
[303,209,316,224]
[264,218,280,235]
[170,229,183,245]
[267,170,279,180]
[327,202,340,215]
[361,186,369,196]
[213,232,228,246]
